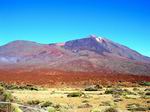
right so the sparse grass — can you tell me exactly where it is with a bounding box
[0,82,148,112]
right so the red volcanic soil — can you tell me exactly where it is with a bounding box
[0,69,150,87]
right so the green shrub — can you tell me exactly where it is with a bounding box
[99,101,116,107]
[2,91,14,102]
[41,101,53,107]
[85,85,102,91]
[53,104,62,111]
[0,82,6,87]
[48,107,56,112]
[137,91,144,95]
[82,100,89,103]
[105,88,135,96]
[85,87,98,91]
[139,82,150,86]
[67,92,83,97]
[145,88,150,91]
[78,103,93,108]
[104,107,118,112]
[6,84,20,90]
[133,87,140,91]
[11,103,23,112]
[0,103,7,112]
[105,89,114,94]
[27,100,41,105]
[0,86,5,95]
[114,98,123,102]
[90,108,101,112]
[24,85,38,91]
[147,101,150,103]
[145,92,150,96]
[4,84,39,91]
[126,103,148,111]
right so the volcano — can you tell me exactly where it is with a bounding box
[0,35,150,85]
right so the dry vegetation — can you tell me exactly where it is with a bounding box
[0,82,150,112]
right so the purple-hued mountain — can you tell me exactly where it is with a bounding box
[0,35,150,76]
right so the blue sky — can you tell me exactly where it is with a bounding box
[0,0,150,56]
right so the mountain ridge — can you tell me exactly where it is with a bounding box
[0,35,150,76]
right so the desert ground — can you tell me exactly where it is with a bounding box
[0,82,150,112]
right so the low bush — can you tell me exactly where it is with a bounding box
[0,104,7,112]
[85,85,102,91]
[41,101,53,107]
[53,104,62,110]
[126,103,148,111]
[139,81,150,86]
[105,88,135,96]
[52,104,68,112]
[145,92,150,96]
[78,103,93,108]
[0,86,5,95]
[90,108,101,112]
[147,101,150,103]
[11,103,23,112]
[114,98,123,102]
[99,101,116,107]
[67,92,83,97]
[104,107,118,112]
[27,100,41,105]
[82,100,89,103]
[137,91,145,95]
[105,89,114,94]
[2,83,39,91]
[145,88,150,91]
[2,91,14,102]
[90,107,118,112]
[133,87,140,91]
[48,107,56,112]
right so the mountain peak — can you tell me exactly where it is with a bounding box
[64,35,108,54]
[88,35,106,43]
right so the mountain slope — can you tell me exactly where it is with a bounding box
[0,35,150,76]
[64,35,150,62]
